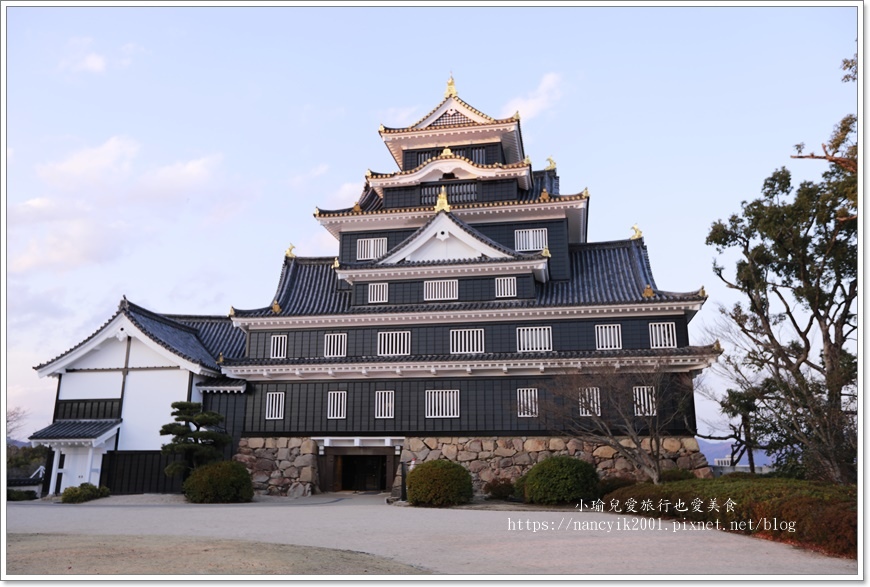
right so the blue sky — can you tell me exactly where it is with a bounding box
[3,5,859,440]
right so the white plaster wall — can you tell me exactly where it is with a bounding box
[127,337,178,368]
[118,369,191,450]
[58,371,123,400]
[189,374,207,404]
[58,445,110,492]
[68,337,128,369]
[408,234,480,262]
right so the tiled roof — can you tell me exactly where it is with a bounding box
[231,239,703,318]
[29,419,121,441]
[366,156,529,181]
[380,95,508,132]
[196,376,247,390]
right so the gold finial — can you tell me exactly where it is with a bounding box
[445,75,457,98]
[441,146,453,157]
[285,243,296,258]
[228,306,235,317]
[581,187,590,198]
[353,201,362,213]
[523,156,531,166]
[545,156,557,171]
[642,284,655,298]
[434,186,451,212]
[713,339,722,352]
[314,207,320,216]
[630,224,643,240]
[365,169,372,178]
[539,188,550,202]
[699,285,707,298]
[218,352,224,364]
[513,110,521,121]
[541,247,552,258]
[379,124,385,132]
[271,300,282,314]
[332,257,340,269]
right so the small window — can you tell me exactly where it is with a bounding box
[426,389,460,418]
[595,324,622,350]
[579,387,601,416]
[514,228,548,251]
[265,392,285,420]
[357,237,387,261]
[633,386,656,416]
[327,391,347,420]
[378,331,411,356]
[424,279,458,301]
[450,329,485,354]
[495,276,517,298]
[270,334,287,359]
[517,388,538,417]
[516,326,552,352]
[375,390,394,419]
[324,333,347,358]
[649,322,677,349]
[368,283,389,304]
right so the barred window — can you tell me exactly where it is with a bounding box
[375,390,394,419]
[450,328,485,354]
[495,276,517,298]
[426,389,460,418]
[378,331,411,356]
[649,322,677,349]
[516,326,553,352]
[579,387,601,417]
[633,386,656,416]
[595,324,622,350]
[357,237,387,261]
[517,388,538,418]
[265,392,285,420]
[424,279,458,301]
[514,228,548,251]
[324,333,347,358]
[270,334,287,359]
[327,391,347,420]
[368,282,389,304]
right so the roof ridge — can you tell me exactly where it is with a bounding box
[124,301,200,335]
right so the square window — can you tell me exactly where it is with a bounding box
[633,386,656,416]
[517,388,538,417]
[270,334,287,359]
[327,391,347,420]
[424,279,458,301]
[495,276,517,298]
[324,333,347,358]
[265,392,285,420]
[649,322,677,349]
[369,283,389,304]
[425,389,460,418]
[375,390,394,419]
[450,329,485,354]
[517,326,552,352]
[595,324,622,350]
[357,237,387,261]
[579,387,601,416]
[378,331,411,356]
[514,228,548,251]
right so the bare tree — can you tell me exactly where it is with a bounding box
[6,406,29,442]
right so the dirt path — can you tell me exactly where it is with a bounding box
[6,533,430,576]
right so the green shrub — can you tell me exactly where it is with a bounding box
[483,477,515,500]
[660,468,696,483]
[183,460,254,504]
[61,483,110,504]
[598,476,637,497]
[406,460,473,507]
[523,456,599,505]
[8,489,38,501]
[513,474,527,500]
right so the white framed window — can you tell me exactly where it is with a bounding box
[517,388,538,417]
[495,276,517,298]
[595,324,622,350]
[327,390,347,420]
[649,322,677,349]
[517,326,553,352]
[357,237,387,261]
[265,392,285,420]
[375,390,394,419]
[378,331,411,356]
[368,282,389,304]
[579,387,601,416]
[270,334,287,359]
[424,279,458,301]
[450,328,485,354]
[323,333,347,358]
[633,386,656,416]
[514,228,548,251]
[426,389,460,418]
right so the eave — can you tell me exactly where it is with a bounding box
[336,258,550,284]
[367,157,532,197]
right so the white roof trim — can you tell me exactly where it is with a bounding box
[30,423,121,448]
[368,159,532,196]
[336,259,548,284]
[415,96,492,128]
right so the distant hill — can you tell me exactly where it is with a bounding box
[697,438,770,466]
[6,438,29,448]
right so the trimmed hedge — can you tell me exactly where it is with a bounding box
[522,456,599,505]
[61,483,110,504]
[8,489,38,501]
[604,477,857,558]
[407,460,473,507]
[183,460,254,504]
[483,477,515,500]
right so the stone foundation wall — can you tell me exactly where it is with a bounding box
[398,436,712,493]
[233,437,319,497]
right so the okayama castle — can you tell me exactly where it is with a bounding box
[32,78,719,497]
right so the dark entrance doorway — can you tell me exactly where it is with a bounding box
[339,455,386,491]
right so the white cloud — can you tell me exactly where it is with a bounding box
[59,37,107,74]
[377,106,422,127]
[8,197,82,225]
[36,136,139,186]
[117,42,146,68]
[140,154,223,193]
[320,181,365,210]
[288,163,329,188]
[501,73,563,121]
[9,218,130,273]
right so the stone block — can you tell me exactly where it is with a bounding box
[693,466,714,479]
[238,439,248,448]
[276,448,290,461]
[468,460,489,473]
[415,448,430,461]
[438,437,454,444]
[288,437,303,449]
[286,467,299,479]
[300,439,317,455]
[523,438,547,452]
[593,446,617,459]
[681,437,700,452]
[536,451,552,462]
[442,445,458,459]
[457,451,476,462]
[548,438,566,451]
[425,450,441,461]
[300,467,315,483]
[662,438,682,453]
[278,460,294,470]
[288,482,306,499]
[408,438,426,452]
[294,454,316,468]
[466,439,483,453]
[479,451,492,459]
[513,452,532,466]
[512,438,525,452]
[254,458,275,472]
[265,437,277,449]
[597,459,613,470]
[270,469,283,479]
[676,456,693,470]
[248,438,265,449]
[423,437,440,450]
[276,437,288,448]
[499,458,514,468]
[482,440,495,452]
[691,452,709,468]
[619,438,637,448]
[494,447,516,457]
[400,450,415,462]
[566,439,584,455]
[659,459,677,470]
[478,468,496,483]
[614,458,632,471]
[252,472,270,484]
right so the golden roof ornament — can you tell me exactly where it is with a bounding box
[541,247,552,258]
[332,257,340,269]
[271,300,282,314]
[218,352,224,364]
[539,188,550,202]
[285,243,296,258]
[365,169,372,178]
[445,75,457,98]
[581,187,590,198]
[713,339,723,352]
[228,306,235,317]
[642,284,655,298]
[699,285,707,298]
[353,201,362,213]
[630,224,643,240]
[434,186,451,213]
[441,147,453,157]
[379,124,385,132]
[314,207,320,216]
[523,156,531,166]
[513,110,521,121]
[545,156,557,171]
